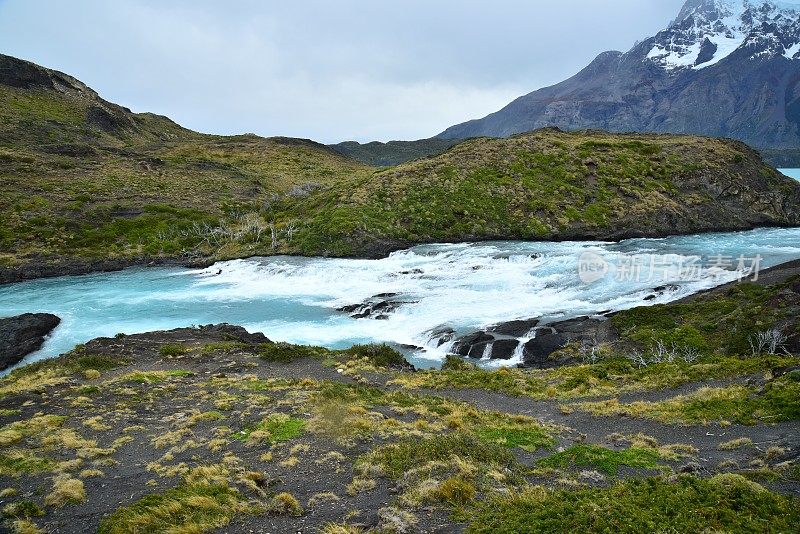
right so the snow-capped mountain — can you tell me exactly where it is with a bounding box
[648,0,799,69]
[438,0,800,164]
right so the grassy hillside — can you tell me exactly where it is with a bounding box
[277,129,800,257]
[0,54,372,279]
[1,53,799,281]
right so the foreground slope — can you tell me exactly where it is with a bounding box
[0,265,797,532]
[438,0,800,166]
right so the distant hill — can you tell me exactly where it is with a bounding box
[328,138,461,166]
[437,0,800,167]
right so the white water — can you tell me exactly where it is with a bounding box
[1,227,800,370]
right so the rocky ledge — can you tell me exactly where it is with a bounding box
[0,313,61,371]
[448,261,800,368]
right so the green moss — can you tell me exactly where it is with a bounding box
[575,376,800,425]
[122,370,192,384]
[259,342,323,362]
[343,343,408,368]
[612,280,797,357]
[159,344,190,357]
[537,444,662,475]
[467,475,800,533]
[2,500,45,519]
[232,414,306,443]
[0,452,55,476]
[201,341,250,354]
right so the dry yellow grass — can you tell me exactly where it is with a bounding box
[44,476,86,507]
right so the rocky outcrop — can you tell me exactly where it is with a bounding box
[450,315,618,366]
[336,293,416,320]
[0,313,61,370]
[520,317,616,368]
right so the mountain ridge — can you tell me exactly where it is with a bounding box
[436,0,800,164]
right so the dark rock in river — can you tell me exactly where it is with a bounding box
[522,316,617,367]
[490,339,520,360]
[0,313,61,371]
[644,284,680,301]
[453,332,495,357]
[336,293,414,320]
[523,331,568,367]
[489,319,539,337]
[425,326,455,347]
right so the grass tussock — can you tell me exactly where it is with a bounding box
[98,466,249,534]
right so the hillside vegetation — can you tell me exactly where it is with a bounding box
[1,53,799,282]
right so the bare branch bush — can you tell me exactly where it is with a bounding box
[749,329,788,356]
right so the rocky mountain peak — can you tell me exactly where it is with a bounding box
[649,0,799,70]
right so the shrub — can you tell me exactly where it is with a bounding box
[344,344,409,368]
[260,342,320,362]
[537,444,661,475]
[435,477,476,505]
[159,344,189,357]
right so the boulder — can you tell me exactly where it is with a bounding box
[489,319,540,337]
[452,332,495,357]
[490,339,520,360]
[0,313,61,371]
[522,332,567,367]
[521,316,618,367]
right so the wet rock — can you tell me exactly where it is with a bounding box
[425,326,455,347]
[0,313,61,371]
[453,332,495,357]
[523,332,567,367]
[521,316,618,367]
[489,319,540,337]
[468,342,492,359]
[337,293,413,320]
[490,339,519,360]
[644,284,680,301]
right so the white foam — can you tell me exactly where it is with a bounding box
[1,228,799,370]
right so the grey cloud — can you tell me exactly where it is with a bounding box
[0,0,686,142]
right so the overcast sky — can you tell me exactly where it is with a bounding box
[0,0,688,143]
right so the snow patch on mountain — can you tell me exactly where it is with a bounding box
[647,0,799,71]
[786,41,800,58]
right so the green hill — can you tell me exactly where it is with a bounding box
[329,138,461,166]
[277,129,800,257]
